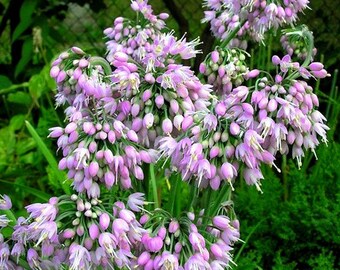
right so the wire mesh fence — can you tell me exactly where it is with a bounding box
[0,0,205,66]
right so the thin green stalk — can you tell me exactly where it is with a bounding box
[0,82,29,95]
[220,21,246,48]
[234,219,265,263]
[149,164,159,208]
[326,69,338,119]
[169,174,181,216]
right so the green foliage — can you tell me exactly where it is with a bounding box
[0,62,66,208]
[233,142,340,270]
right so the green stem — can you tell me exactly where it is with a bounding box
[220,21,246,48]
[149,164,159,208]
[0,82,29,95]
[169,174,181,216]
[301,28,314,67]
[88,56,112,76]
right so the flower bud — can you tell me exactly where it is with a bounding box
[215,102,226,116]
[162,118,173,134]
[230,122,240,136]
[211,51,219,63]
[98,213,110,230]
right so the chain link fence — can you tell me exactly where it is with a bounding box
[0,0,205,65]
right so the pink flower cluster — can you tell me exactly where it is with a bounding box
[199,47,259,95]
[160,55,329,191]
[136,209,239,269]
[203,0,310,42]
[7,193,147,269]
[49,113,156,197]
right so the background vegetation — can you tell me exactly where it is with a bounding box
[0,0,339,269]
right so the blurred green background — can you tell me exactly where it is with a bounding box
[0,0,339,269]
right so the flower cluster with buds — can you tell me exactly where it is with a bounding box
[199,47,259,95]
[203,0,310,42]
[0,0,330,268]
[135,207,240,269]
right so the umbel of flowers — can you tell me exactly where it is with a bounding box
[0,0,329,269]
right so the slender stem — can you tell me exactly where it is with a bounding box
[169,174,180,216]
[188,184,198,211]
[88,56,112,76]
[302,28,314,67]
[0,82,29,95]
[220,21,246,48]
[149,164,160,208]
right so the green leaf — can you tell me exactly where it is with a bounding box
[12,0,38,42]
[7,91,32,106]
[9,114,26,131]
[16,137,36,155]
[0,75,12,90]
[25,121,71,194]
[14,38,33,78]
[12,18,32,43]
[0,179,50,201]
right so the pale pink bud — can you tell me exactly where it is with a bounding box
[169,220,180,233]
[211,243,223,258]
[211,51,219,63]
[63,229,75,239]
[50,66,60,78]
[170,100,179,114]
[71,46,85,55]
[65,122,77,134]
[131,104,140,117]
[246,69,260,79]
[78,58,89,68]
[159,13,169,19]
[145,73,155,84]
[108,130,116,143]
[155,95,164,108]
[89,161,99,177]
[143,113,154,129]
[104,149,114,163]
[138,251,151,266]
[209,146,220,159]
[215,102,226,116]
[173,115,184,130]
[309,62,324,71]
[158,227,167,239]
[221,162,236,180]
[142,90,152,102]
[182,115,193,131]
[267,99,278,112]
[199,63,206,74]
[230,122,240,136]
[56,70,67,83]
[114,52,128,62]
[162,119,173,134]
[272,55,280,65]
[104,171,115,187]
[213,215,230,230]
[89,224,99,240]
[218,66,225,77]
[127,130,138,142]
[312,69,328,79]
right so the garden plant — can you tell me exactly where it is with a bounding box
[0,0,337,269]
